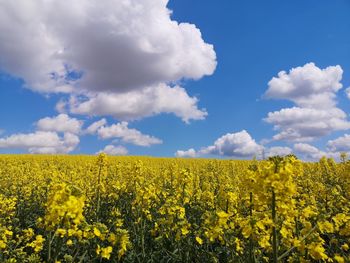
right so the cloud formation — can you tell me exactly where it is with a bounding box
[0,114,165,153]
[265,63,343,108]
[0,131,79,154]
[176,130,263,159]
[36,114,83,134]
[85,118,107,135]
[97,145,128,156]
[264,63,350,142]
[200,130,263,158]
[291,135,350,161]
[175,148,197,158]
[265,146,292,158]
[97,122,162,147]
[327,134,350,153]
[0,114,82,153]
[0,0,216,122]
[66,84,207,122]
[293,143,327,161]
[345,87,350,99]
[265,107,350,142]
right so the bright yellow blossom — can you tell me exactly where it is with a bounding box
[195,236,203,245]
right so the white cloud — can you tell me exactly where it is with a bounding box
[36,114,83,134]
[55,99,67,113]
[0,1,71,93]
[265,107,350,142]
[97,145,128,155]
[0,0,216,122]
[0,0,215,122]
[345,87,350,100]
[265,63,343,109]
[85,118,107,135]
[199,130,263,158]
[66,84,207,122]
[264,63,350,142]
[265,146,292,157]
[175,148,197,158]
[327,134,350,152]
[0,131,79,153]
[291,137,350,161]
[97,122,162,146]
[293,143,327,161]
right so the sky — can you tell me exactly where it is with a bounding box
[0,0,349,160]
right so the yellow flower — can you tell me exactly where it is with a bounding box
[256,221,265,230]
[258,235,270,249]
[242,224,253,238]
[23,228,34,240]
[108,233,117,244]
[55,228,66,237]
[66,239,73,246]
[101,246,113,259]
[28,235,45,253]
[334,255,345,263]
[317,221,334,234]
[341,243,349,251]
[195,236,203,245]
[280,227,289,238]
[118,230,130,259]
[0,240,6,249]
[216,211,229,218]
[235,238,243,254]
[93,227,101,237]
[181,226,189,236]
[307,242,328,261]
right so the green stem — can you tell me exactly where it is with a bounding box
[47,231,56,262]
[278,224,317,261]
[78,250,88,263]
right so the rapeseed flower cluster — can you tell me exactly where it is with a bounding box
[0,154,349,262]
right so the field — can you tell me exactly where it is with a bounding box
[0,154,349,262]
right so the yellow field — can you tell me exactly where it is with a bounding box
[0,154,349,262]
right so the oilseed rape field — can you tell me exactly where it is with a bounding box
[0,154,349,262]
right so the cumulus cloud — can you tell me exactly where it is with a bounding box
[0,1,71,93]
[55,99,67,113]
[265,63,343,108]
[85,118,107,135]
[66,84,207,122]
[0,0,216,121]
[0,131,79,154]
[97,122,162,147]
[175,130,261,159]
[327,134,350,153]
[265,146,292,157]
[36,114,83,134]
[291,137,350,161]
[176,131,262,159]
[264,63,350,142]
[265,107,350,142]
[293,143,327,161]
[97,145,128,156]
[345,87,350,100]
[200,130,263,158]
[175,148,197,158]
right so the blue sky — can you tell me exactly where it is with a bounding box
[0,0,349,160]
